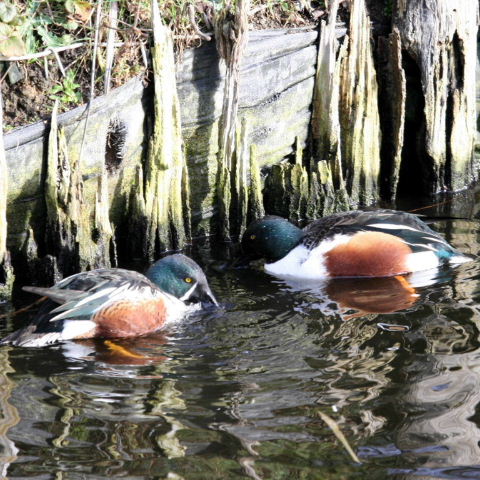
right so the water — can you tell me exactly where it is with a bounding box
[1,202,480,479]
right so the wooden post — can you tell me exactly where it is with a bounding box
[142,0,190,258]
[312,0,380,207]
[0,92,13,297]
[214,0,250,240]
[394,0,479,193]
[338,0,381,205]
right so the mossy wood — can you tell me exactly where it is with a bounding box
[141,0,190,259]
[215,0,250,240]
[378,0,479,196]
[0,92,14,297]
[45,101,114,279]
[1,3,479,289]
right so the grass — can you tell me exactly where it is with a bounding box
[0,1,327,114]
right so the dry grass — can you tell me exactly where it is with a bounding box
[0,0,328,126]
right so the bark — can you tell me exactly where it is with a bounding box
[394,0,478,193]
[45,101,114,276]
[0,92,13,297]
[312,0,381,207]
[142,0,190,258]
[214,0,250,240]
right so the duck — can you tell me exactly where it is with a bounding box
[240,209,471,279]
[0,254,217,347]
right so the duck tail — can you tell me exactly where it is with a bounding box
[22,286,87,305]
[448,253,474,265]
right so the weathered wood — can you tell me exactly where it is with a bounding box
[142,0,190,257]
[247,144,265,223]
[394,0,479,192]
[232,118,249,237]
[45,102,114,276]
[339,0,381,205]
[263,140,309,222]
[214,0,250,240]
[312,0,344,186]
[312,0,380,206]
[0,92,13,297]
[377,28,406,200]
[4,30,318,258]
[0,94,8,266]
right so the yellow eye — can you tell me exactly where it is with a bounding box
[184,277,193,283]
[250,234,256,240]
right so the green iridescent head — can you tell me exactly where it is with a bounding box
[241,216,303,262]
[146,254,218,306]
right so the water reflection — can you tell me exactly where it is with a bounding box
[0,348,19,478]
[64,334,169,366]
[359,262,480,479]
[0,215,478,478]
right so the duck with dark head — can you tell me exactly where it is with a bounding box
[0,254,217,347]
[241,209,471,280]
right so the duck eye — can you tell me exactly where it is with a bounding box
[250,234,256,240]
[184,277,193,283]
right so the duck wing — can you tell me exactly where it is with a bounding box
[22,286,89,305]
[2,269,163,346]
[302,209,455,255]
[29,270,161,322]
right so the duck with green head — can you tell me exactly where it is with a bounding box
[0,254,217,347]
[241,210,471,279]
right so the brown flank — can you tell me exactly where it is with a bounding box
[93,298,167,338]
[325,231,412,277]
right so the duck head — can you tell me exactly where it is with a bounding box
[241,216,303,263]
[146,254,218,306]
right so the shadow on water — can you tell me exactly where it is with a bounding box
[1,202,480,478]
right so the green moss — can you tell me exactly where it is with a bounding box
[0,262,14,300]
[140,4,190,256]
[247,144,265,223]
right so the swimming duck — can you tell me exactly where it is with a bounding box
[241,209,471,279]
[0,254,217,347]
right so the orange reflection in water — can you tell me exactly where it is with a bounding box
[325,275,419,316]
[74,332,169,366]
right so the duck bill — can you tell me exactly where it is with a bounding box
[191,282,219,307]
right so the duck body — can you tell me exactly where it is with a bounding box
[1,254,217,347]
[242,210,471,280]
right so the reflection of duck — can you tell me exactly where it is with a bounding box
[283,268,454,318]
[63,333,169,366]
[241,210,471,279]
[0,254,217,347]
[326,276,418,315]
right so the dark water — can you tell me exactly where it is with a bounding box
[1,200,480,479]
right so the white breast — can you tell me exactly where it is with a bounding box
[265,234,352,279]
